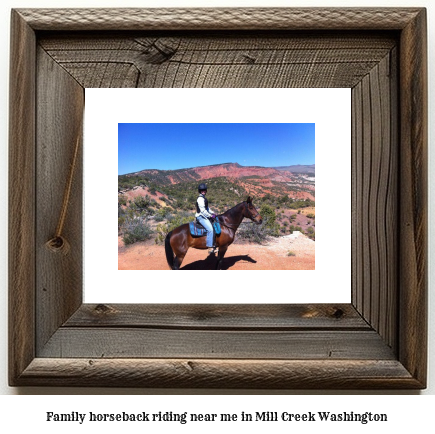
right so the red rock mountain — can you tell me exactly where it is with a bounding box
[129,162,297,185]
[125,162,315,201]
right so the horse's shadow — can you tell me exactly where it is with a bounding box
[181,254,257,270]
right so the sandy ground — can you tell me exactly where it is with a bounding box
[118,232,315,270]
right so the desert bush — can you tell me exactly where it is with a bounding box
[118,216,126,234]
[118,175,148,191]
[236,216,278,244]
[259,204,280,236]
[278,195,289,205]
[306,226,315,240]
[130,195,151,212]
[121,216,153,245]
[118,194,127,207]
[154,206,172,222]
[155,212,192,245]
[260,204,275,223]
[289,225,303,234]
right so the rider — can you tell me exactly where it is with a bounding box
[195,183,217,253]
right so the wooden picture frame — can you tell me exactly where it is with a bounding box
[9,8,427,388]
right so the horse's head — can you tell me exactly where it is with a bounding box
[245,197,262,225]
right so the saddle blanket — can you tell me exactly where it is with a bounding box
[189,220,221,237]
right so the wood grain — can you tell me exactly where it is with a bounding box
[35,48,84,353]
[65,304,368,329]
[8,8,427,389]
[39,328,395,360]
[39,33,396,89]
[8,10,36,386]
[398,8,428,386]
[16,8,422,31]
[351,51,398,351]
[17,358,420,389]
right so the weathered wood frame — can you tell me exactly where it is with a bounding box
[9,8,427,388]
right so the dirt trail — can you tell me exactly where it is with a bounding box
[118,232,315,270]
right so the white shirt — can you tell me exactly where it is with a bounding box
[195,195,214,218]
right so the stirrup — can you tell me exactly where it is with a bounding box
[208,247,215,254]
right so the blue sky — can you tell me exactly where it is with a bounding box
[118,123,315,175]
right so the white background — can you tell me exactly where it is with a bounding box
[0,0,434,421]
[85,88,351,304]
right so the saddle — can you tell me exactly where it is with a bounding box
[189,219,221,237]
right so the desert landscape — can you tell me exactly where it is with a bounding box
[118,231,315,270]
[118,162,315,270]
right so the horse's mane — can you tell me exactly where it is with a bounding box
[218,201,245,218]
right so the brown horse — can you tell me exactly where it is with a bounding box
[165,197,262,270]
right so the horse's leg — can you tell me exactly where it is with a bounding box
[172,252,186,270]
[170,229,189,270]
[216,245,228,270]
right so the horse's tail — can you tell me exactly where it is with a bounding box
[165,231,174,270]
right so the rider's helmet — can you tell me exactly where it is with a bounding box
[198,183,207,193]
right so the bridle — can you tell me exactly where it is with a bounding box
[247,204,261,220]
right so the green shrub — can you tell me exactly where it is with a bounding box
[258,204,279,236]
[306,226,315,240]
[289,225,303,233]
[118,175,148,191]
[118,194,127,207]
[118,216,125,233]
[154,206,172,222]
[130,195,151,212]
[260,204,274,223]
[155,213,192,245]
[121,217,153,245]
[237,216,278,244]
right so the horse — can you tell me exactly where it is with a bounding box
[165,197,262,270]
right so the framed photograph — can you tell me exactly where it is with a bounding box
[9,8,427,388]
[85,88,350,304]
